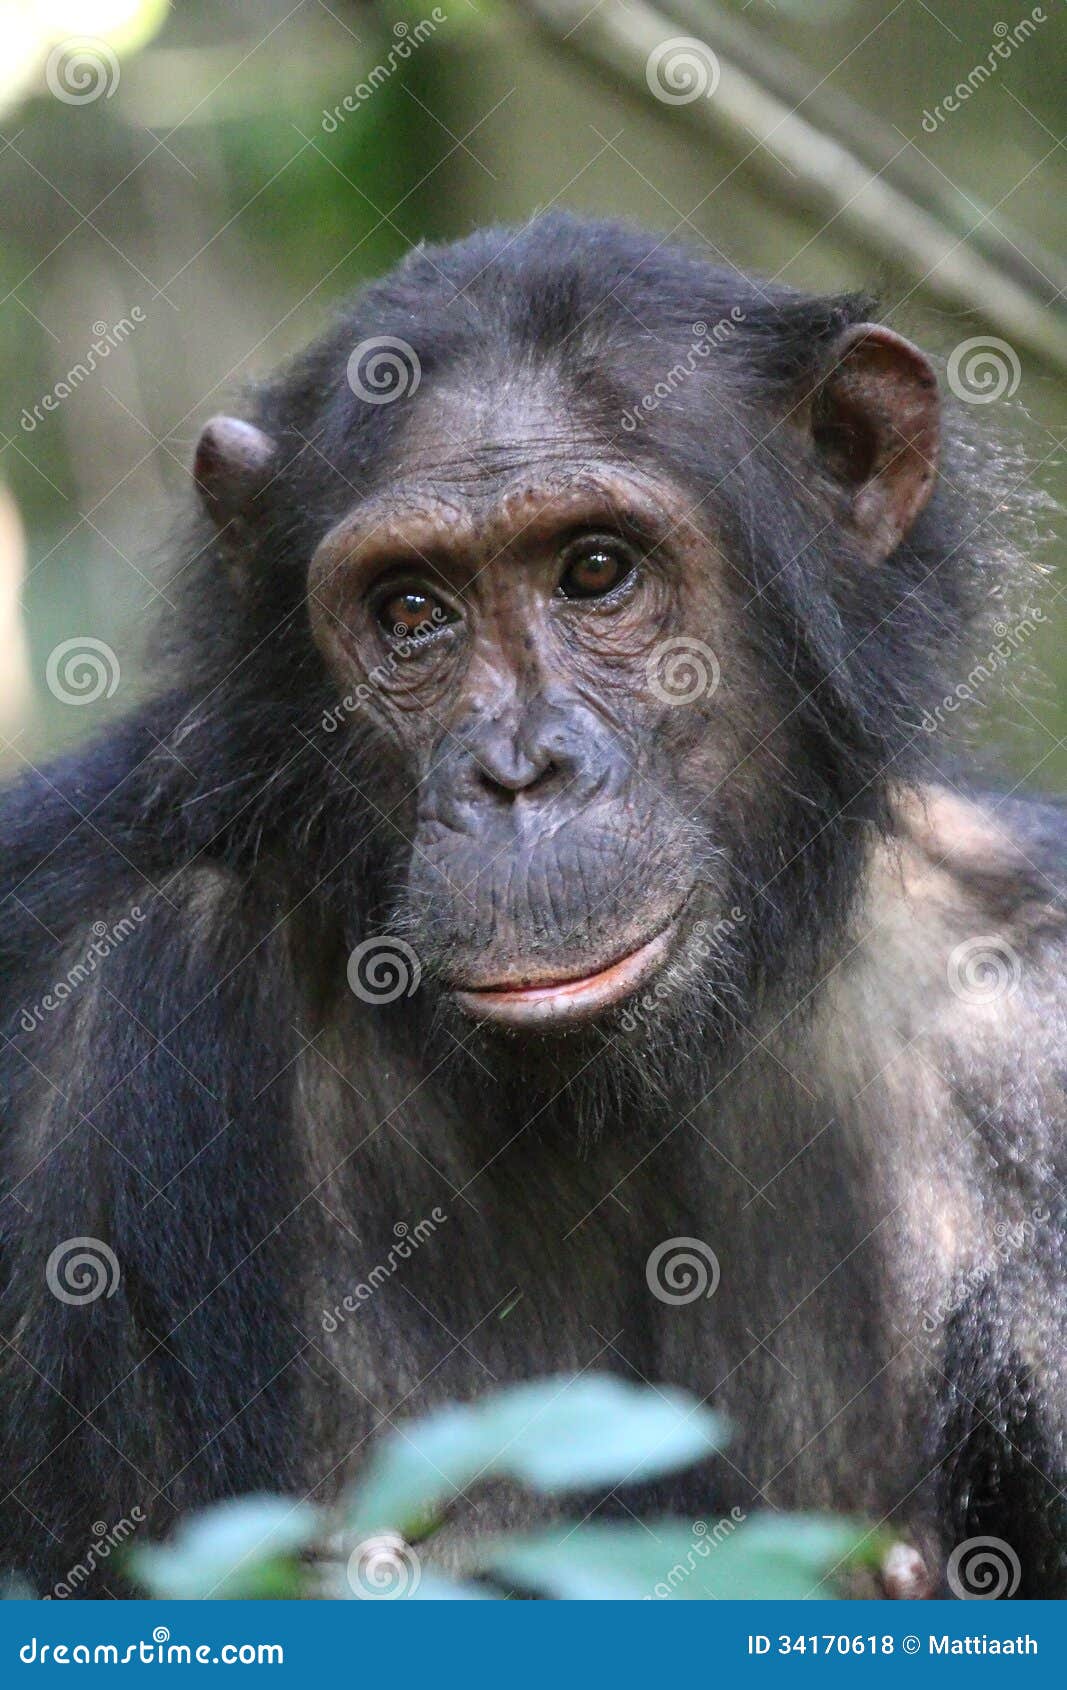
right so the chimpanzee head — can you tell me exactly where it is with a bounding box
[189,215,1003,1050]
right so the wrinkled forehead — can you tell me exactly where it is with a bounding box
[314,365,706,578]
[376,363,607,495]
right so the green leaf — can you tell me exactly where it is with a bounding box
[347,1374,726,1538]
[127,1496,319,1600]
[486,1514,884,1601]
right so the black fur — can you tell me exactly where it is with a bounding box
[1,215,1063,1598]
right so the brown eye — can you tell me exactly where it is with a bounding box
[377,589,448,641]
[558,537,636,601]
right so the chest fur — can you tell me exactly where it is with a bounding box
[298,1058,931,1525]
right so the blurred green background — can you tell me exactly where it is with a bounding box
[1,0,1064,781]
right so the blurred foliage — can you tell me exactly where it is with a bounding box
[122,1376,887,1600]
[1,1,170,116]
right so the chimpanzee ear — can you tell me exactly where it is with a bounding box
[193,416,276,529]
[809,324,940,563]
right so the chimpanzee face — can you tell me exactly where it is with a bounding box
[198,315,939,1037]
[304,373,759,1033]
[301,315,937,1034]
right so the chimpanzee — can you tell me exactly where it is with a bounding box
[1,214,1064,1599]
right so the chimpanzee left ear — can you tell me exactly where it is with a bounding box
[193,415,277,530]
[809,324,940,563]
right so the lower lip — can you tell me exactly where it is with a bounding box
[452,924,677,1031]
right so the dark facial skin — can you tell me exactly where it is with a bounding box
[187,321,939,1044]
[308,382,745,1031]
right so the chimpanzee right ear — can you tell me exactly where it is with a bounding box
[193,416,276,530]
[807,323,941,565]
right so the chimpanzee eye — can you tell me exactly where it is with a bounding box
[557,536,637,601]
[376,588,453,642]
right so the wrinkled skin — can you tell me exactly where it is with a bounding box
[305,349,935,1036]
[311,460,723,992]
[309,422,754,1027]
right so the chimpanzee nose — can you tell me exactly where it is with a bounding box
[471,720,570,802]
[436,696,617,832]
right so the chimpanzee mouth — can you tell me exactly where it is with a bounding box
[449,918,682,1032]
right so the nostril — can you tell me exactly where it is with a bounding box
[476,755,560,801]
[525,757,559,794]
